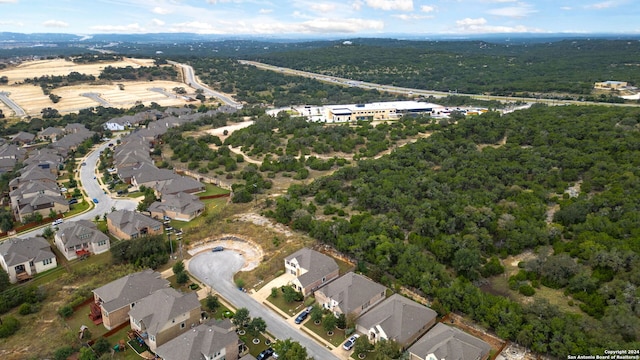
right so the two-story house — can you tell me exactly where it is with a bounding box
[54,220,110,260]
[408,323,492,360]
[106,210,163,240]
[129,288,201,352]
[148,192,205,222]
[314,272,387,318]
[92,269,170,330]
[284,248,340,296]
[0,237,57,283]
[154,319,239,360]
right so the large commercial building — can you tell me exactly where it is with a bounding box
[285,101,443,123]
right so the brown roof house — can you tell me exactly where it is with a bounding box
[0,237,57,283]
[149,192,205,222]
[92,269,170,330]
[154,319,239,360]
[284,248,339,296]
[54,220,110,260]
[129,287,201,352]
[315,272,387,318]
[408,323,492,360]
[107,210,163,240]
[356,294,437,349]
[38,127,66,142]
[11,131,35,145]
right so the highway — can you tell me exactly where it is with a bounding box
[238,60,640,108]
[0,91,26,117]
[169,61,243,108]
[189,251,340,360]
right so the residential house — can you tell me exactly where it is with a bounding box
[0,237,57,283]
[0,143,26,173]
[54,220,110,260]
[129,288,201,352]
[149,192,205,222]
[152,176,206,197]
[64,123,89,134]
[11,131,35,145]
[12,193,69,223]
[23,149,64,173]
[107,210,163,240]
[92,269,170,330]
[154,319,239,360]
[104,115,140,131]
[284,248,340,296]
[408,323,492,360]
[356,294,437,349]
[315,272,387,318]
[130,167,180,191]
[38,127,65,142]
[9,166,57,191]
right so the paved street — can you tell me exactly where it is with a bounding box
[168,61,243,108]
[0,91,26,117]
[189,251,340,360]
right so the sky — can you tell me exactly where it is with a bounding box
[0,0,638,36]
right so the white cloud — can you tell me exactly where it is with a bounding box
[482,0,517,2]
[365,0,413,11]
[561,6,572,10]
[151,18,165,26]
[0,0,18,3]
[170,21,218,33]
[585,1,616,9]
[310,3,337,12]
[259,8,273,14]
[421,5,435,13]
[43,20,69,28]
[152,6,171,15]
[487,4,536,18]
[454,17,541,33]
[91,23,145,32]
[0,20,23,26]
[393,13,433,20]
[352,0,363,10]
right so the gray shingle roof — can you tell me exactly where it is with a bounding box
[107,210,162,237]
[408,323,491,360]
[285,248,339,288]
[316,272,387,315]
[148,192,204,216]
[356,293,437,345]
[128,288,200,337]
[155,319,238,360]
[0,237,54,267]
[56,220,110,249]
[153,176,205,196]
[93,269,169,313]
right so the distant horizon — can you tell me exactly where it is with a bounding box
[0,0,638,37]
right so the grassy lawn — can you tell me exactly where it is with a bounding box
[69,251,113,273]
[66,200,90,217]
[103,326,142,360]
[266,293,306,318]
[199,183,231,197]
[65,302,109,339]
[168,197,227,231]
[304,320,347,347]
[239,332,273,357]
[166,274,199,293]
[336,257,355,275]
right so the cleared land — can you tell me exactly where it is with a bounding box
[0,58,198,116]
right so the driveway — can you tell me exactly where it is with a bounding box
[188,251,340,360]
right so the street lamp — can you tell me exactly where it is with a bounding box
[164,220,173,258]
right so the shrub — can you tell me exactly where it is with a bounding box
[0,316,20,338]
[18,303,37,315]
[270,287,278,298]
[54,346,75,360]
[519,284,536,296]
[58,305,73,318]
[176,271,189,285]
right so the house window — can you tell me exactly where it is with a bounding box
[43,258,52,265]
[149,335,155,342]
[29,261,34,267]
[322,276,326,283]
[180,323,185,329]
[98,240,107,246]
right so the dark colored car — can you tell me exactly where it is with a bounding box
[68,198,78,205]
[92,198,99,203]
[211,246,224,252]
[294,308,310,324]
[256,348,274,360]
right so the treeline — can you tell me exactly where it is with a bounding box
[23,72,96,94]
[70,54,122,63]
[251,39,640,98]
[185,57,407,107]
[98,65,178,81]
[265,105,640,357]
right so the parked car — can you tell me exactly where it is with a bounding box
[52,219,63,226]
[295,307,311,324]
[92,198,99,204]
[68,198,78,205]
[256,348,274,360]
[343,334,360,351]
[211,246,224,252]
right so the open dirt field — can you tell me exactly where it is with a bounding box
[0,58,199,116]
[0,57,156,84]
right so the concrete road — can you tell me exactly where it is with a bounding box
[189,251,340,360]
[168,61,243,109]
[0,91,26,117]
[80,92,113,107]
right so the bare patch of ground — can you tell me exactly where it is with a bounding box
[236,213,293,237]
[477,135,508,150]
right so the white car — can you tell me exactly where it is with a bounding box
[52,219,63,226]
[343,334,360,351]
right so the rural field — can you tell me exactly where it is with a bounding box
[0,58,199,116]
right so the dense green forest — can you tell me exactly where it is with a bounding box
[265,105,640,357]
[98,65,178,81]
[252,39,640,98]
